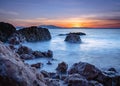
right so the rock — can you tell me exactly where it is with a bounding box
[67,32,86,35]
[17,45,33,55]
[8,33,26,45]
[68,62,101,80]
[20,54,35,60]
[0,22,16,42]
[89,81,103,86]
[47,61,52,65]
[9,44,16,51]
[108,68,117,73]
[64,74,93,86]
[31,63,43,68]
[58,32,86,36]
[32,51,44,57]
[0,42,46,86]
[56,62,68,73]
[47,50,53,57]
[16,26,51,42]
[45,79,60,86]
[42,50,53,58]
[65,34,81,43]
[41,70,50,78]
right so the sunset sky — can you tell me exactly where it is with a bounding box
[0,0,120,28]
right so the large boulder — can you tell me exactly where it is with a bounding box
[65,34,81,43]
[17,26,51,42]
[0,22,16,42]
[68,62,101,80]
[0,42,46,86]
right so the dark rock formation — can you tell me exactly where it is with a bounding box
[20,54,35,60]
[41,70,50,78]
[42,50,53,58]
[17,26,51,42]
[17,45,33,55]
[68,62,101,80]
[58,32,86,36]
[56,62,68,73]
[0,22,16,42]
[0,42,46,86]
[45,79,60,86]
[64,74,103,86]
[47,61,52,65]
[65,34,81,43]
[8,33,26,45]
[32,51,44,57]
[31,63,43,68]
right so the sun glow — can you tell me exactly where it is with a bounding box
[72,23,82,27]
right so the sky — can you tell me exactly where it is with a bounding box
[0,0,120,28]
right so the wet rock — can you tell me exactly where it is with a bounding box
[108,68,117,73]
[32,51,44,57]
[17,26,51,42]
[89,81,103,86]
[42,50,53,58]
[0,42,46,86]
[67,32,86,35]
[47,61,52,65]
[68,62,101,80]
[9,44,16,51]
[65,34,81,43]
[56,62,68,73]
[0,22,16,42]
[20,54,35,60]
[17,45,33,55]
[64,74,92,86]
[45,79,60,86]
[41,70,50,78]
[8,33,26,45]
[31,63,43,68]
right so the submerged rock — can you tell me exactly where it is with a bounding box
[0,42,46,86]
[0,22,16,42]
[31,63,43,68]
[65,34,81,43]
[17,26,51,42]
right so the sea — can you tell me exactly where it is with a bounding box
[23,29,120,72]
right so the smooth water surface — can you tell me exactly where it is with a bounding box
[24,29,120,72]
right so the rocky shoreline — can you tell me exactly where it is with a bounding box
[0,22,120,86]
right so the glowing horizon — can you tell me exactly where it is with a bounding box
[0,0,120,28]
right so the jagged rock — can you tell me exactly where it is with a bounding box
[31,63,43,68]
[8,33,26,45]
[42,50,53,58]
[68,62,101,80]
[56,62,68,73]
[0,22,16,42]
[45,79,60,86]
[41,70,50,78]
[108,68,117,73]
[65,34,81,43]
[20,54,35,60]
[0,42,46,86]
[17,45,33,55]
[32,51,44,57]
[64,74,92,86]
[16,26,51,42]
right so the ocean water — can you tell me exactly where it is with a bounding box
[24,29,120,72]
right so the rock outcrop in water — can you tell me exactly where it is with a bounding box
[0,42,47,86]
[16,26,51,42]
[58,32,86,36]
[0,22,16,42]
[65,33,81,43]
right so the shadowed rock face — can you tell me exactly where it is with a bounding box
[65,34,81,43]
[17,26,51,42]
[0,42,46,86]
[0,22,16,42]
